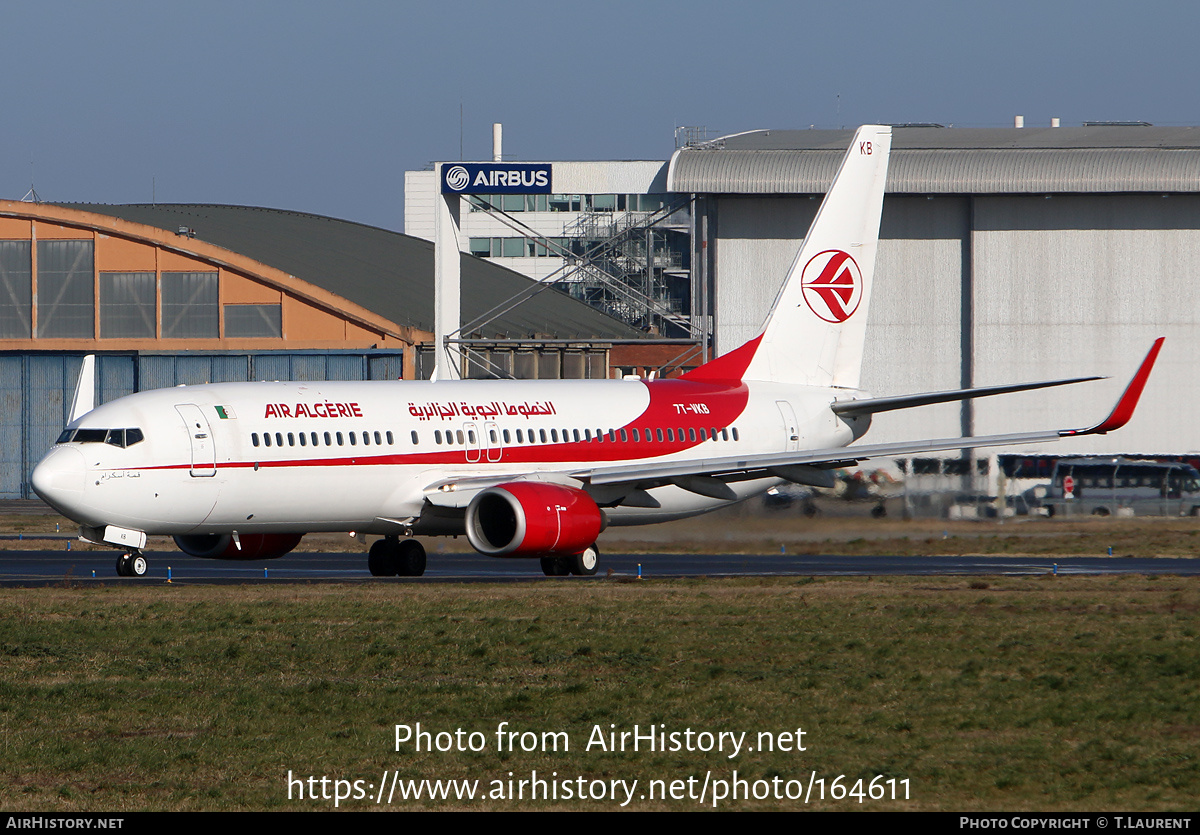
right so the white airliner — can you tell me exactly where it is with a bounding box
[30,125,1162,578]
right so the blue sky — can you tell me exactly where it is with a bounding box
[2,0,1196,230]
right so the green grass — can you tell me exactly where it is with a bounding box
[1,576,1197,810]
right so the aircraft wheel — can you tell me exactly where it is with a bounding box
[368,539,397,577]
[871,503,887,518]
[569,544,600,576]
[1092,507,1111,517]
[540,557,570,576]
[116,553,146,577]
[397,539,426,577]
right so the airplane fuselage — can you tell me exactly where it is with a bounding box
[33,376,864,539]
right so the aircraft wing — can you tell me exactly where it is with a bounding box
[575,338,1163,499]
[424,338,1161,507]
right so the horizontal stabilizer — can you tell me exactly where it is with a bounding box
[832,375,1104,417]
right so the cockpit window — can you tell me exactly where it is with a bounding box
[57,427,145,447]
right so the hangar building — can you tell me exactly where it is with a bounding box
[0,200,650,498]
[409,126,1200,460]
[674,125,1200,459]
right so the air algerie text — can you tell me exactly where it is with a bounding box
[264,402,363,418]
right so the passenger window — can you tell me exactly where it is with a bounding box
[468,430,477,444]
[336,432,344,446]
[539,429,547,443]
[252,433,260,447]
[666,429,674,442]
[503,429,510,443]
[376,431,383,445]
[573,429,580,442]
[410,431,417,445]
[457,430,465,444]
[275,433,283,447]
[551,429,559,443]
[489,429,497,443]
[516,429,524,443]
[435,430,442,445]
[324,432,332,446]
[299,433,306,446]
[732,428,740,441]
[288,432,295,446]
[264,434,272,447]
[688,428,696,442]
[620,429,628,442]
[656,428,664,442]
[312,432,319,446]
[362,432,370,445]
[349,433,357,446]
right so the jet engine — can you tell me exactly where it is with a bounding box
[465,482,603,558]
[172,532,305,560]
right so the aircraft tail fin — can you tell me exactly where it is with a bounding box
[67,355,95,424]
[687,124,891,388]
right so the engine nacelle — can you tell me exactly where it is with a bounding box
[465,482,603,558]
[172,533,305,561]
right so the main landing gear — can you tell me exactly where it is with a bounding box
[116,552,147,577]
[540,543,600,577]
[368,536,427,577]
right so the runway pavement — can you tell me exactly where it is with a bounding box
[3,546,1200,585]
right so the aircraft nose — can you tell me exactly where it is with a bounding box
[31,445,86,513]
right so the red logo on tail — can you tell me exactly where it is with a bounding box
[800,249,862,323]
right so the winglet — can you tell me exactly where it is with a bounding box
[67,355,96,424]
[1062,338,1163,436]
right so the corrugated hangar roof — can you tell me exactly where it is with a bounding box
[668,126,1200,194]
[65,203,641,340]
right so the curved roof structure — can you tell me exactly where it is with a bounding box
[63,203,640,340]
[668,126,1200,194]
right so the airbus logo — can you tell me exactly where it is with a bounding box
[800,249,863,322]
[444,166,470,191]
[440,163,553,194]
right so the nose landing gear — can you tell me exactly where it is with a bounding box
[116,552,147,577]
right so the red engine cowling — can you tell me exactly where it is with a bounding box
[172,533,305,561]
[465,482,603,558]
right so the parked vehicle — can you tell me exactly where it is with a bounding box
[1039,458,1200,517]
